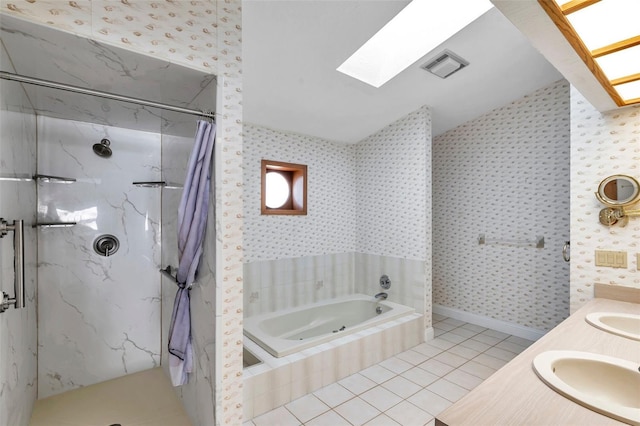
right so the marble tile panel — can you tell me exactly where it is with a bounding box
[0,15,216,135]
[36,116,161,398]
[0,60,37,426]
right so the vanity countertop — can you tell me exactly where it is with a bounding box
[435,297,640,426]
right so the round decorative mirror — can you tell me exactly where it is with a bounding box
[595,175,640,207]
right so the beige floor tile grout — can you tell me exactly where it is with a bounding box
[250,316,534,425]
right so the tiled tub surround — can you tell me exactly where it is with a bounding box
[244,253,426,318]
[244,253,355,318]
[36,116,162,398]
[243,312,423,420]
[0,43,38,425]
[355,253,426,315]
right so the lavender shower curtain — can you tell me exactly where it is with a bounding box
[168,120,216,386]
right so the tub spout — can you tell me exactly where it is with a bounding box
[374,292,388,301]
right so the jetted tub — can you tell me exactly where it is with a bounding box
[243,294,415,357]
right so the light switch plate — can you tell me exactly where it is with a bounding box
[594,250,627,268]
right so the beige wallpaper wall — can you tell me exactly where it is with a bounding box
[355,106,431,262]
[243,123,356,262]
[1,0,218,72]
[1,2,244,424]
[570,87,640,312]
[433,80,571,332]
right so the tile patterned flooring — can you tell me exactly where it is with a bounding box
[245,314,535,426]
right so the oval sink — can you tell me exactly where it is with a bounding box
[586,312,640,341]
[533,351,640,425]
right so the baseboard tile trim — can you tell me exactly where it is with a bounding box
[424,326,434,342]
[433,304,546,341]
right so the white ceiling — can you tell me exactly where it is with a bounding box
[243,1,564,144]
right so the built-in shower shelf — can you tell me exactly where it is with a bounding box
[163,183,183,189]
[133,181,166,188]
[33,222,77,228]
[133,181,183,189]
[0,174,34,182]
[34,174,76,184]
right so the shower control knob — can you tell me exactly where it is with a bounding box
[380,275,391,290]
[93,234,120,257]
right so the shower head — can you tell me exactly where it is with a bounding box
[93,138,112,158]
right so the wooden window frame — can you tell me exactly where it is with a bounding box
[261,159,307,215]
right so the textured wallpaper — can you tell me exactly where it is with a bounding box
[433,80,571,332]
[570,87,640,312]
[243,123,356,262]
[1,0,218,72]
[356,106,431,261]
[244,107,432,264]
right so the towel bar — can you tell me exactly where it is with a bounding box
[478,234,544,249]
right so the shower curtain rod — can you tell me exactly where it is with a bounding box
[0,71,215,120]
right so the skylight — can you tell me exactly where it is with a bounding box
[336,0,493,88]
[540,0,640,106]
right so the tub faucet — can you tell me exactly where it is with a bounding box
[374,292,388,301]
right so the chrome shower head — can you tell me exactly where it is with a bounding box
[93,138,112,158]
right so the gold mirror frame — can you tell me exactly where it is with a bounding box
[595,175,640,227]
[595,175,640,208]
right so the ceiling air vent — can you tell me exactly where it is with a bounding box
[421,50,469,79]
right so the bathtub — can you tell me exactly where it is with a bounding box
[243,294,415,357]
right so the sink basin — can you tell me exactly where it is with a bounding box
[586,312,640,341]
[533,351,640,425]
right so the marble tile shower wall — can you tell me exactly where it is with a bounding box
[433,80,570,332]
[0,45,38,426]
[160,133,193,373]
[159,131,219,425]
[36,116,162,398]
[570,87,640,312]
[3,1,245,422]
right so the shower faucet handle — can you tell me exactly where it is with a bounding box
[380,274,391,290]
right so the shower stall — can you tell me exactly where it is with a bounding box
[0,15,216,424]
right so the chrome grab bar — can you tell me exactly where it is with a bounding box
[478,234,545,249]
[1,218,25,313]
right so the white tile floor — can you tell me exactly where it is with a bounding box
[245,315,534,426]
